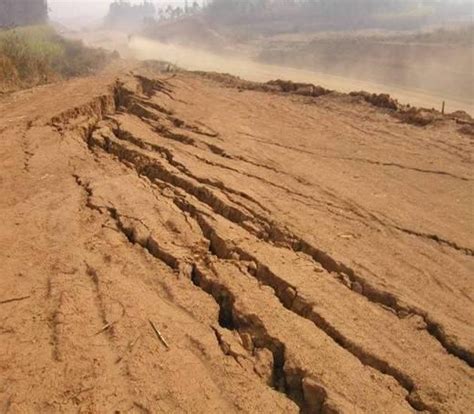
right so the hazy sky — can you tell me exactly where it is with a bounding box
[48,0,473,25]
[49,1,189,23]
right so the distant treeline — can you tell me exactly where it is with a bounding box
[204,0,474,31]
[106,0,204,26]
[0,0,48,28]
[105,1,156,27]
[105,0,473,32]
[157,1,202,21]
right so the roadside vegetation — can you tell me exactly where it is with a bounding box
[0,25,110,92]
[202,0,474,33]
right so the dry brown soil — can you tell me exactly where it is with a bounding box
[0,67,473,413]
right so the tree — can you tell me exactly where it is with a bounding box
[203,0,410,27]
[106,1,156,27]
[0,0,48,28]
[192,1,201,13]
[165,5,174,19]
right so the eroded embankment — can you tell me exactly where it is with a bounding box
[48,71,474,413]
[191,70,474,134]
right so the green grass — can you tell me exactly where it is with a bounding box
[0,25,110,91]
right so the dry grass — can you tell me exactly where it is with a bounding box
[0,25,110,92]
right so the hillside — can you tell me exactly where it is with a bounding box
[0,25,111,93]
[0,64,472,412]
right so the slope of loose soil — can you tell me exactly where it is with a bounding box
[0,67,472,413]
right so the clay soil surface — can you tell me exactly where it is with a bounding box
[0,66,473,413]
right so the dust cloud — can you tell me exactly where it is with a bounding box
[128,36,473,114]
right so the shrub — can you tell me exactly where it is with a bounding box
[0,25,110,90]
[0,55,18,84]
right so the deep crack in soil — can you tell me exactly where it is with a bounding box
[1,67,472,413]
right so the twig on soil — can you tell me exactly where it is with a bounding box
[115,335,141,364]
[149,319,170,349]
[94,321,116,336]
[0,295,30,305]
[94,301,126,336]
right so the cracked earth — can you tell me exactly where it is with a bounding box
[0,66,472,413]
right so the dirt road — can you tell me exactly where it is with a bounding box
[0,67,473,413]
[128,37,474,115]
[75,31,473,115]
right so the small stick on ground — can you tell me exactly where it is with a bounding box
[94,321,116,336]
[94,300,126,336]
[149,319,170,349]
[0,295,30,305]
[115,335,141,364]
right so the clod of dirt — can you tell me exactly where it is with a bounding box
[449,110,473,122]
[280,286,297,308]
[254,347,274,385]
[302,377,329,413]
[240,332,254,352]
[397,107,443,126]
[266,80,332,97]
[193,71,332,98]
[458,124,474,136]
[349,91,399,110]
